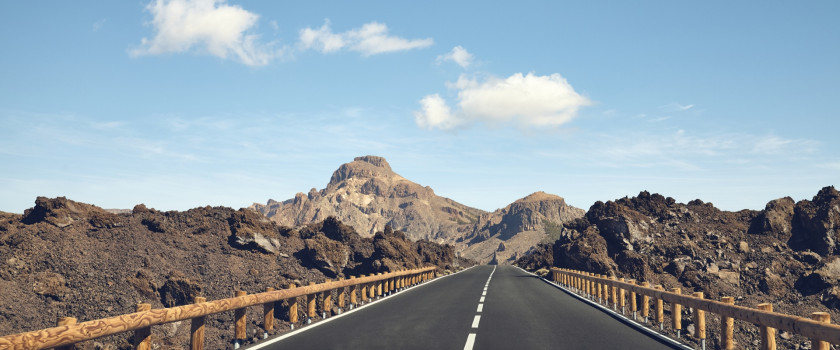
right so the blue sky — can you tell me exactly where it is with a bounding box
[1,1,838,214]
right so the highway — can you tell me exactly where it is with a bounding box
[249,265,683,350]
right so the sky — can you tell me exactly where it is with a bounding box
[1,1,838,214]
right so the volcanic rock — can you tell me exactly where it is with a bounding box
[516,187,840,350]
[791,186,840,256]
[0,197,471,349]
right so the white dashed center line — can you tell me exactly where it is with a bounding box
[463,333,476,350]
[463,266,495,350]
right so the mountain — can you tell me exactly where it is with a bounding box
[0,196,470,349]
[253,156,585,264]
[252,155,485,242]
[516,186,840,349]
[458,191,585,264]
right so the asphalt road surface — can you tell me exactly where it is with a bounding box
[251,265,681,350]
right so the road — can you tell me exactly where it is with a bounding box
[250,265,682,350]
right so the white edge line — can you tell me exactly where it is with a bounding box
[247,265,479,350]
[512,266,692,350]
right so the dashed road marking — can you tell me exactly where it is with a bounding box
[463,266,495,350]
[463,333,476,350]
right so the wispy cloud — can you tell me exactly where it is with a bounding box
[414,72,592,130]
[436,46,474,68]
[299,20,433,56]
[92,18,107,32]
[594,129,817,170]
[659,102,695,112]
[130,0,285,66]
[818,162,840,170]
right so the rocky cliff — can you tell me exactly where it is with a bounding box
[516,186,840,349]
[0,197,470,349]
[253,156,585,264]
[458,191,585,264]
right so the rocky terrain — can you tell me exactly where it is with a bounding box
[253,156,584,264]
[457,191,584,264]
[0,197,470,349]
[516,186,840,349]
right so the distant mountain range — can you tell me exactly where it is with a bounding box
[252,156,584,263]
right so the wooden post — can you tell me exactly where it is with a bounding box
[263,287,275,337]
[585,274,591,296]
[361,281,368,303]
[338,279,346,310]
[758,303,776,350]
[654,285,664,330]
[611,276,618,310]
[350,278,358,306]
[692,292,706,346]
[56,317,77,350]
[810,312,830,350]
[641,282,650,322]
[721,296,734,350]
[601,275,608,304]
[134,303,152,350]
[377,273,383,297]
[288,283,298,324]
[307,282,317,321]
[322,279,332,318]
[596,276,603,303]
[190,297,207,350]
[629,279,637,319]
[234,290,247,347]
[671,287,682,337]
[618,278,626,314]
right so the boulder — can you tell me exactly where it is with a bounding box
[304,234,349,277]
[159,272,203,307]
[791,186,840,256]
[228,209,281,254]
[748,197,795,239]
[717,270,740,286]
[32,272,67,300]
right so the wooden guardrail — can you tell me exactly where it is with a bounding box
[551,268,836,350]
[0,267,437,350]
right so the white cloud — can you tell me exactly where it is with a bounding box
[130,0,283,66]
[415,94,457,129]
[414,73,592,130]
[299,20,433,56]
[436,46,474,68]
[659,102,695,112]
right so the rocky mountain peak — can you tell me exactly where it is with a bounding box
[328,155,397,186]
[517,191,566,204]
[253,156,584,264]
[355,155,391,169]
